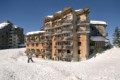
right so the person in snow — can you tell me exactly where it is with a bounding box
[28,51,34,63]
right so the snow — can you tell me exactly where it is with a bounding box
[13,25,18,28]
[0,22,9,29]
[56,11,62,13]
[0,22,19,29]
[0,48,120,80]
[26,31,45,35]
[75,9,82,12]
[90,36,106,41]
[46,15,53,18]
[90,20,107,25]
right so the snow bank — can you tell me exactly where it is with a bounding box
[0,48,120,80]
[90,20,107,25]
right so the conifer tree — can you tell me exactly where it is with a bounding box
[113,27,120,47]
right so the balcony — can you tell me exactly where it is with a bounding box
[61,20,72,26]
[26,40,36,44]
[55,30,62,33]
[43,45,51,49]
[43,38,52,42]
[62,28,72,33]
[26,41,31,44]
[77,20,90,26]
[53,20,72,28]
[44,38,48,41]
[62,20,72,24]
[44,26,51,30]
[55,45,62,49]
[54,32,62,35]
[39,39,44,43]
[77,28,90,34]
[55,37,62,42]
[62,36,73,41]
[44,32,52,36]
[62,45,73,49]
[54,24,62,28]
[35,39,40,43]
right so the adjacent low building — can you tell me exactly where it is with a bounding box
[26,7,107,61]
[0,20,24,49]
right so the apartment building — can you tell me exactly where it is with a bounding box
[26,7,107,61]
[0,20,24,49]
[26,31,45,58]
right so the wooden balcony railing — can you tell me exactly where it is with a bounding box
[44,26,51,30]
[62,20,72,24]
[77,28,90,34]
[55,45,62,49]
[77,20,90,26]
[62,36,73,41]
[43,45,51,49]
[55,37,62,42]
[62,45,73,49]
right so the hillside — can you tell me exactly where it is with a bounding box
[0,48,120,80]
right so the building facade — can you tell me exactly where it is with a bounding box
[26,7,107,61]
[0,20,24,49]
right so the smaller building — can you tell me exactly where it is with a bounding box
[25,31,45,58]
[89,20,107,54]
[0,20,24,49]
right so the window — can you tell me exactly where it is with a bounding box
[78,42,81,46]
[67,50,70,53]
[9,39,12,41]
[36,43,38,46]
[9,46,11,48]
[78,50,80,54]
[2,35,4,38]
[27,44,29,46]
[54,46,57,48]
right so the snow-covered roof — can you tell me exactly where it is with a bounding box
[46,15,53,18]
[13,25,18,28]
[26,31,45,35]
[90,36,106,41]
[90,20,107,25]
[75,9,82,12]
[0,22,9,29]
[56,11,62,13]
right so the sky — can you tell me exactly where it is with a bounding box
[0,0,120,42]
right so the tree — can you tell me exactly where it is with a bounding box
[113,27,120,47]
[106,41,112,49]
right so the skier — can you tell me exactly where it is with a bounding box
[28,51,34,63]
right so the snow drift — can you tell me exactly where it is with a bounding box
[0,48,120,80]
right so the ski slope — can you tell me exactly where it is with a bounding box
[0,48,120,80]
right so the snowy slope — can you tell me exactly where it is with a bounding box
[0,48,120,80]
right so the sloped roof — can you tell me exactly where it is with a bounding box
[90,36,106,41]
[90,20,107,25]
